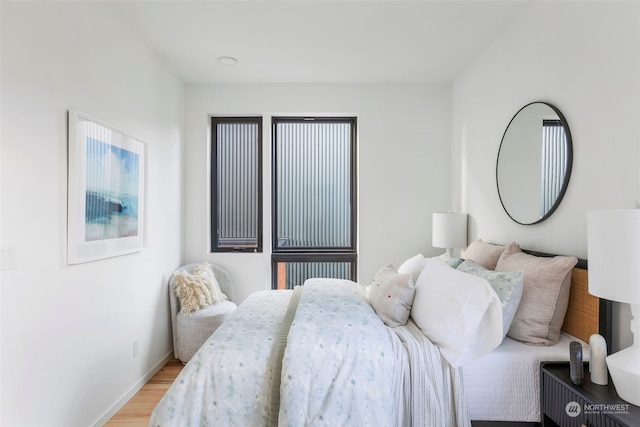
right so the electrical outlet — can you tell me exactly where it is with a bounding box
[133,338,140,357]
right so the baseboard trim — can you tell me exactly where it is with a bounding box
[90,349,174,427]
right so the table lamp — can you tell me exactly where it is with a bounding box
[587,209,640,406]
[432,212,467,257]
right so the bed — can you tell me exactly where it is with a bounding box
[466,262,612,426]
[150,242,611,427]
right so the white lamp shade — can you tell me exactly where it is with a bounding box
[587,209,640,304]
[432,212,468,250]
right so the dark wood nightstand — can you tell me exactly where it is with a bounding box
[541,361,640,427]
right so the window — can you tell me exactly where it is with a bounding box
[271,117,357,289]
[210,117,262,252]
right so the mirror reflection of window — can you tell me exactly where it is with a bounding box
[540,119,568,217]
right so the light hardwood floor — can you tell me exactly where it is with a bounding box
[105,358,183,426]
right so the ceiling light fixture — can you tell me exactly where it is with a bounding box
[218,56,238,66]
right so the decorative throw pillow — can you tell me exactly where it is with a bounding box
[462,239,508,270]
[437,253,464,269]
[192,263,228,303]
[495,242,577,345]
[411,258,503,367]
[173,271,213,317]
[456,259,524,338]
[368,264,416,327]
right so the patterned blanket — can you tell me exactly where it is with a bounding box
[278,279,396,426]
[149,280,469,426]
[149,289,300,426]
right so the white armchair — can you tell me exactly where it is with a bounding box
[169,262,237,363]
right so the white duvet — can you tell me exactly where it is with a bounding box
[279,279,396,426]
[150,279,469,427]
[149,289,297,426]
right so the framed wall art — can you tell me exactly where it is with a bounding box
[67,110,147,264]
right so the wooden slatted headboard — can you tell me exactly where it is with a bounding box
[563,267,600,342]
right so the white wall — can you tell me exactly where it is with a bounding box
[452,1,640,351]
[185,83,451,302]
[0,3,184,426]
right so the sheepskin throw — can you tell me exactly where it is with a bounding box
[192,264,229,304]
[172,264,229,317]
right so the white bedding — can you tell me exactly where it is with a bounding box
[463,332,590,422]
[278,279,396,426]
[149,289,298,426]
[150,279,470,427]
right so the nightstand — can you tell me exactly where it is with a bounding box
[541,361,640,427]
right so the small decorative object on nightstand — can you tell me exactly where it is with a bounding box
[569,341,583,385]
[541,362,640,427]
[590,333,608,385]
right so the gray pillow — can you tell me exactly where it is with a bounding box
[456,259,524,338]
[368,264,415,327]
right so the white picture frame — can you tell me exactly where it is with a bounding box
[67,110,147,264]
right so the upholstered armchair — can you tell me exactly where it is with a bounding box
[169,262,237,363]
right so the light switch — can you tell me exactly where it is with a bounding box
[0,247,17,270]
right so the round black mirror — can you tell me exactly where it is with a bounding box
[496,102,573,225]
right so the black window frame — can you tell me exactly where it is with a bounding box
[210,116,263,253]
[271,116,357,288]
[271,253,357,289]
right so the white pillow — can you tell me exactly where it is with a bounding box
[397,254,427,284]
[410,258,503,367]
[398,253,462,284]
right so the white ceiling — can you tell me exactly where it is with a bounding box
[111,1,533,84]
